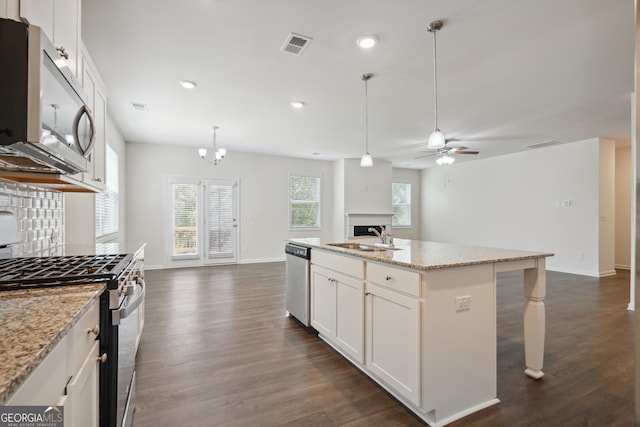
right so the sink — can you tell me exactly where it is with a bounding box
[326,242,401,252]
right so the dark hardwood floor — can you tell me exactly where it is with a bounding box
[132,263,633,427]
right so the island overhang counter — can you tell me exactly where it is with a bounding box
[290,237,553,427]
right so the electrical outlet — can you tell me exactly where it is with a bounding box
[455,295,471,312]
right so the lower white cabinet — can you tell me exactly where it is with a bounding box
[7,299,101,427]
[365,282,421,406]
[311,264,364,363]
[7,335,68,406]
[65,341,99,427]
[310,250,423,410]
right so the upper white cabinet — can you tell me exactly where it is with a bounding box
[78,48,107,190]
[20,0,82,77]
[0,1,20,19]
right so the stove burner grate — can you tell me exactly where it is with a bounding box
[0,254,133,290]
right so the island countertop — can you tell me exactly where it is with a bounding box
[290,237,553,270]
[0,283,106,404]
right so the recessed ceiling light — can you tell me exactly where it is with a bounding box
[356,35,378,49]
[179,80,197,89]
[290,101,305,109]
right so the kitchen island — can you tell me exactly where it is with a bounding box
[291,237,553,427]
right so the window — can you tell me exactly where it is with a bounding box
[289,175,321,229]
[171,182,199,258]
[392,183,411,227]
[96,145,119,238]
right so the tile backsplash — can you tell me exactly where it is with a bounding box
[0,178,64,256]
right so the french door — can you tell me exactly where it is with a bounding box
[169,177,238,265]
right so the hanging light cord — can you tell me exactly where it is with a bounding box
[364,74,369,154]
[212,126,218,152]
[432,28,438,131]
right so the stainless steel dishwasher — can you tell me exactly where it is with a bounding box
[285,243,311,326]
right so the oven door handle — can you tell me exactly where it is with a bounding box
[112,278,145,325]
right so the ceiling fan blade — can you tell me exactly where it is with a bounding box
[414,152,437,159]
[446,146,468,153]
[453,150,479,155]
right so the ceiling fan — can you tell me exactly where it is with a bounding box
[415,140,479,164]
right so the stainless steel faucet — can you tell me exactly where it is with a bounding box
[368,226,394,247]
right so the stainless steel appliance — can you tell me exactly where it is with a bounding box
[0,253,144,427]
[285,243,311,326]
[0,18,95,174]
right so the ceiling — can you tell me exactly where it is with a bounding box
[80,0,635,169]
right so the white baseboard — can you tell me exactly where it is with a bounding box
[615,264,631,270]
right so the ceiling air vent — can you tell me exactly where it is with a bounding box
[281,32,312,55]
[130,102,148,112]
[525,140,560,149]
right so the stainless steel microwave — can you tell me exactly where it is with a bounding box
[0,17,95,175]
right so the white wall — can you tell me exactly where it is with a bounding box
[421,138,614,277]
[615,146,632,269]
[333,159,393,240]
[125,142,335,268]
[392,168,421,240]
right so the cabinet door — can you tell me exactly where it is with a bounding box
[310,265,336,337]
[366,283,421,406]
[7,335,68,405]
[335,274,364,363]
[52,0,81,76]
[66,340,99,427]
[90,86,107,188]
[0,0,20,19]
[21,0,81,76]
[19,0,54,39]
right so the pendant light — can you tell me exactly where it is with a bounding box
[198,125,227,165]
[360,73,373,167]
[427,20,446,149]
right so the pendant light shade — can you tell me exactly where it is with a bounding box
[427,20,446,150]
[360,152,373,167]
[428,129,445,149]
[360,73,373,167]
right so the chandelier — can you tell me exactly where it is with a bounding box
[198,125,227,165]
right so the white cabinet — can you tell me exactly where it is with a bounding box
[20,0,82,77]
[309,250,423,409]
[77,50,107,190]
[7,299,101,427]
[310,251,365,364]
[7,335,68,406]
[365,282,421,405]
[311,265,364,363]
[65,341,99,427]
[0,1,20,19]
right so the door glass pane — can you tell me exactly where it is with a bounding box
[207,183,235,258]
[172,183,199,257]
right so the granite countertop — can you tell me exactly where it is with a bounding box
[0,283,106,404]
[290,238,553,270]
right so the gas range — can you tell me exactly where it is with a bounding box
[0,254,133,290]
[0,251,143,427]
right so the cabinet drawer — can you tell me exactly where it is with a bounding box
[366,262,421,297]
[312,250,364,279]
[67,298,100,376]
